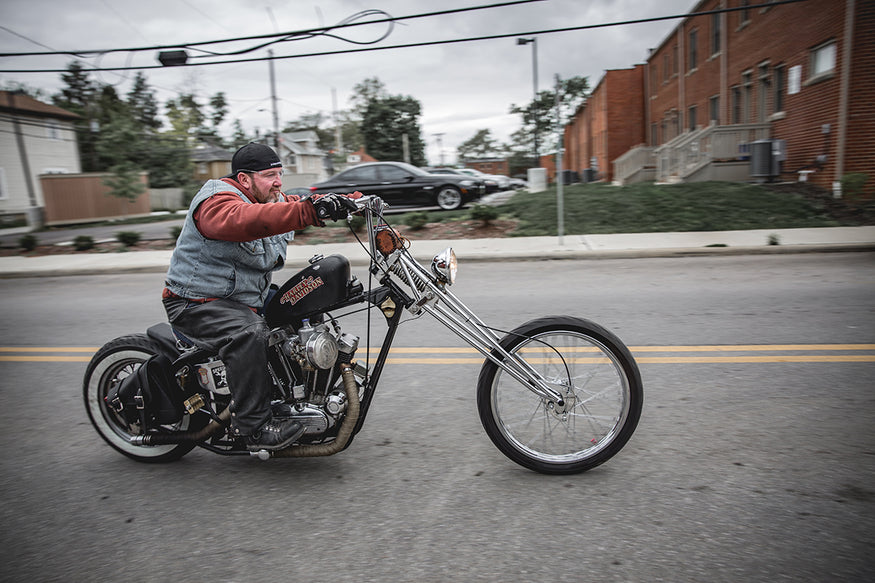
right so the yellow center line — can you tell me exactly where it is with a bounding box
[0,344,873,364]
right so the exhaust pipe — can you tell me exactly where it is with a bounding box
[131,407,231,446]
[271,363,360,458]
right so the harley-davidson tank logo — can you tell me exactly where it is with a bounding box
[280,276,325,306]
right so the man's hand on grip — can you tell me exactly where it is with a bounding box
[311,193,358,222]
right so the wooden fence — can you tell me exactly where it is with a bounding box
[40,173,150,225]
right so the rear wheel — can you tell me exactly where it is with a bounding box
[83,334,204,463]
[477,316,643,474]
[435,186,463,210]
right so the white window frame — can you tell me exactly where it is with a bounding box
[809,40,836,82]
[0,167,8,200]
[45,118,62,141]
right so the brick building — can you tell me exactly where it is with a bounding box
[564,65,646,183]
[570,0,874,196]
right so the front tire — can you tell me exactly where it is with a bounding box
[477,316,643,474]
[83,334,203,463]
[435,186,463,211]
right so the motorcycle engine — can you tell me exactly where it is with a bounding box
[285,319,338,370]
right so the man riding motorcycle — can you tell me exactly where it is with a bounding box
[162,142,358,451]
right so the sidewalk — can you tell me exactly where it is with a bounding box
[0,225,873,278]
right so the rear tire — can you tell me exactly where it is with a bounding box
[83,334,204,463]
[477,316,643,474]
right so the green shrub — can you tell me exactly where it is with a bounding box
[404,211,430,230]
[841,173,869,200]
[18,234,38,251]
[469,204,499,225]
[116,231,142,247]
[73,235,95,251]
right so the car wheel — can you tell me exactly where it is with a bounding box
[435,186,463,211]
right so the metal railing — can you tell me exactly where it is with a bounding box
[654,123,771,183]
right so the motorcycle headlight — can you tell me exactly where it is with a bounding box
[431,247,457,285]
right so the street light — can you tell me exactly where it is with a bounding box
[517,37,539,167]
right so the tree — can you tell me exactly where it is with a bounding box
[165,93,206,145]
[361,95,426,165]
[509,75,590,164]
[53,61,101,171]
[457,129,504,163]
[349,77,387,117]
[230,119,250,149]
[126,72,161,132]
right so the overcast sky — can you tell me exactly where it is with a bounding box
[0,0,695,165]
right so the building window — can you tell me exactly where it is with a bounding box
[651,62,659,94]
[709,95,720,124]
[731,86,741,123]
[810,41,836,79]
[774,64,786,112]
[739,0,750,26]
[711,13,721,56]
[688,105,698,131]
[758,63,771,122]
[673,45,679,75]
[663,54,670,82]
[197,162,208,174]
[688,29,698,71]
[46,119,61,140]
[651,123,659,146]
[742,71,752,123]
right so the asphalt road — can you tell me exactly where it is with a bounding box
[1,253,873,582]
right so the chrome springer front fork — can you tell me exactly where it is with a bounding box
[379,249,566,406]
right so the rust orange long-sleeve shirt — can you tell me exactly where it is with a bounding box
[193,178,320,242]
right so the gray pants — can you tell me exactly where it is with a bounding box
[163,297,272,436]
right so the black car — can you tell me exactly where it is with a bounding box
[309,162,485,211]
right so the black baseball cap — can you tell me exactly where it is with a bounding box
[225,142,282,178]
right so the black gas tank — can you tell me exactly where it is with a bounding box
[265,254,351,328]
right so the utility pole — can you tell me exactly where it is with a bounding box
[433,133,445,166]
[332,87,343,155]
[268,49,279,150]
[555,74,564,245]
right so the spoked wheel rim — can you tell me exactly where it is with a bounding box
[490,331,632,464]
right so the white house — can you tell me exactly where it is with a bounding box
[0,91,81,226]
[277,130,327,187]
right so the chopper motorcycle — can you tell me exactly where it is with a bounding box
[83,196,643,474]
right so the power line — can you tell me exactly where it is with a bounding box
[0,1,545,58]
[0,0,808,75]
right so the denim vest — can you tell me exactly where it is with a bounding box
[165,180,293,308]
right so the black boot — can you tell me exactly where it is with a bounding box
[244,417,305,451]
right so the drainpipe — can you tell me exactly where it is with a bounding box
[834,0,855,193]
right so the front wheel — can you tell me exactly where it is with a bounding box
[477,316,643,474]
[435,186,463,211]
[83,334,204,463]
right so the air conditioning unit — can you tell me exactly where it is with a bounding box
[750,139,786,182]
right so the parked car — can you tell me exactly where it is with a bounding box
[283,187,312,199]
[310,162,485,210]
[454,168,512,192]
[425,167,500,194]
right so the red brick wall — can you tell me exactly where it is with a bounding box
[844,1,875,197]
[468,160,510,176]
[564,66,646,182]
